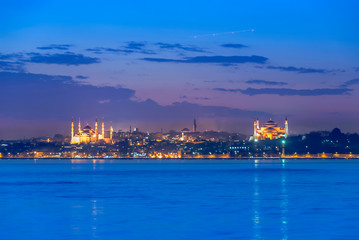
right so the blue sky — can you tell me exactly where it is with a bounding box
[0,0,359,138]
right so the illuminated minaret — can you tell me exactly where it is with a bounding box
[285,117,289,137]
[102,118,105,138]
[95,118,98,140]
[110,122,113,141]
[78,118,81,133]
[71,117,74,143]
[254,119,258,139]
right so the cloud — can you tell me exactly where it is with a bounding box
[0,71,135,120]
[341,78,359,87]
[0,71,267,138]
[267,65,328,74]
[0,61,24,71]
[221,43,248,49]
[86,47,135,54]
[141,55,268,65]
[0,53,25,71]
[213,87,352,96]
[86,47,155,55]
[155,42,205,52]
[27,52,100,65]
[193,97,210,100]
[0,53,23,60]
[125,41,146,50]
[76,75,88,79]
[98,99,111,104]
[37,44,72,50]
[245,79,288,86]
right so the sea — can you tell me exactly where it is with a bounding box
[0,158,358,240]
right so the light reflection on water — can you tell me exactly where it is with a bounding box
[281,160,288,240]
[0,158,359,239]
[252,168,261,239]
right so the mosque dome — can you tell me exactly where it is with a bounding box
[262,120,279,129]
[264,127,277,133]
[82,125,94,134]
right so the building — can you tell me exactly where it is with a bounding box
[193,118,197,132]
[71,118,113,144]
[253,118,288,140]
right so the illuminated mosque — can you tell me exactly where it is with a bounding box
[71,118,113,144]
[253,118,288,140]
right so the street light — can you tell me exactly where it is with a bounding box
[281,139,286,157]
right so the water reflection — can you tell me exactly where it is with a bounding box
[252,159,289,240]
[70,159,108,170]
[91,199,98,238]
[281,159,288,240]
[253,160,261,239]
[1,159,358,239]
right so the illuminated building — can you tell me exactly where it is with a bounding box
[180,128,190,141]
[71,118,113,144]
[253,118,288,140]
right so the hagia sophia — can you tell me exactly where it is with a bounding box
[253,118,288,140]
[71,118,113,144]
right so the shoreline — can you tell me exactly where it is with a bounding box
[1,157,359,160]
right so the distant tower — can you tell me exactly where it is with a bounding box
[193,118,197,132]
[78,118,81,133]
[110,122,113,141]
[71,117,74,143]
[285,117,289,137]
[102,118,105,137]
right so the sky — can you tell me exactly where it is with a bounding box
[1,0,359,139]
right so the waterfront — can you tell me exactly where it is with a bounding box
[0,159,359,239]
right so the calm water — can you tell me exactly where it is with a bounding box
[0,159,359,240]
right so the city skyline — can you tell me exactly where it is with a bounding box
[1,1,359,139]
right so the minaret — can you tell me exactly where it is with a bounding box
[285,117,289,137]
[110,122,113,142]
[71,117,74,143]
[254,119,257,139]
[193,118,197,132]
[102,118,105,138]
[78,117,81,133]
[95,118,98,140]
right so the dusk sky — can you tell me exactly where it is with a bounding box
[1,0,359,139]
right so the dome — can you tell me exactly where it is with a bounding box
[262,120,279,129]
[82,125,95,134]
[83,125,92,130]
[264,127,277,133]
